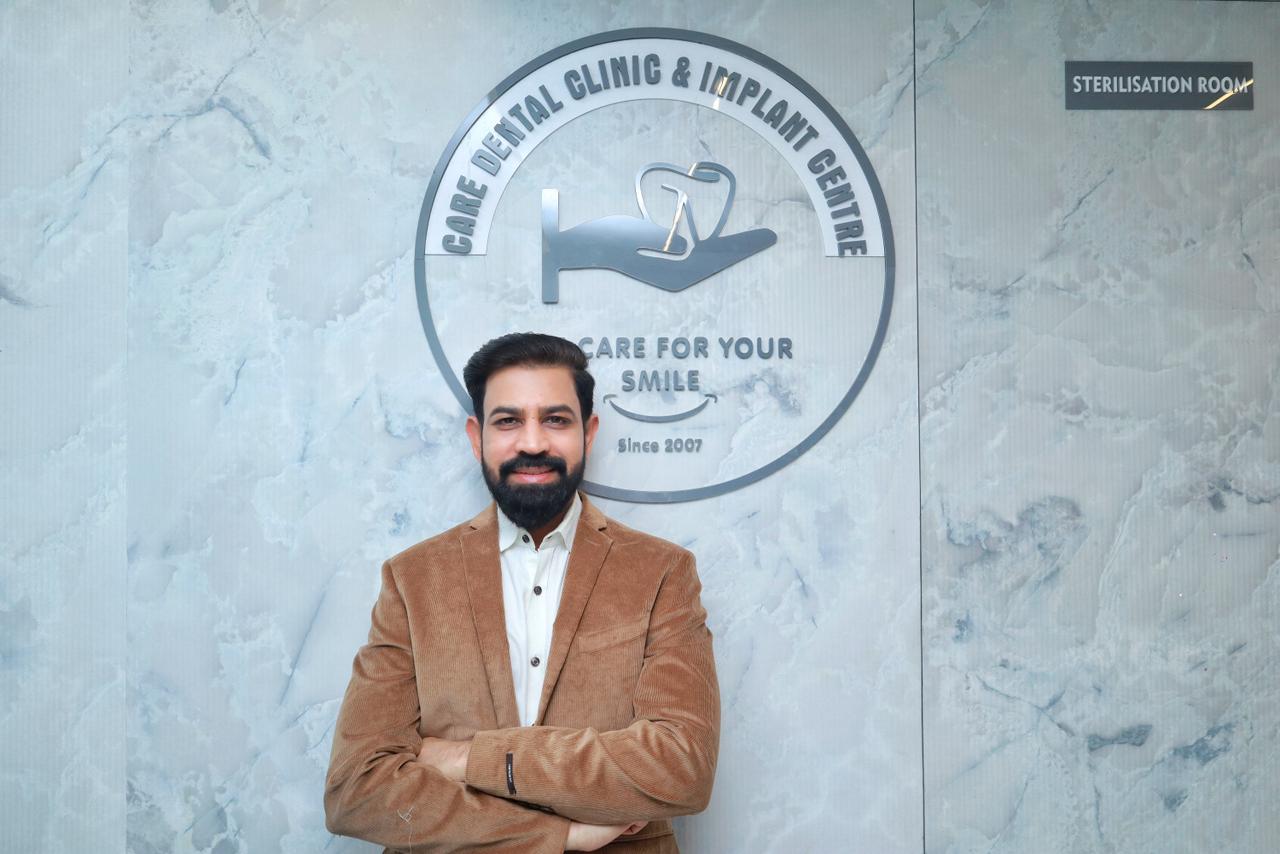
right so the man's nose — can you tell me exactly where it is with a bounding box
[514,421,550,454]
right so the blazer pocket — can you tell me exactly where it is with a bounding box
[573,617,648,652]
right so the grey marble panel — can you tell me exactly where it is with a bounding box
[0,1,128,850]
[917,1,1279,852]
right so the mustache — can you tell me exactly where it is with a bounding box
[498,453,568,479]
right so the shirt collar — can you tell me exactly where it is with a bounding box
[496,491,583,553]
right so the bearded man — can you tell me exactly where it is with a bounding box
[325,332,720,853]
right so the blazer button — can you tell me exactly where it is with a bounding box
[533,585,543,595]
[531,656,541,667]
[522,534,530,543]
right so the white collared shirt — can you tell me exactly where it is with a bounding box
[496,493,582,727]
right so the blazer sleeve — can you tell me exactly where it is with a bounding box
[463,549,720,825]
[324,560,571,852]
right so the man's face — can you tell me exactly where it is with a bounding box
[465,364,599,533]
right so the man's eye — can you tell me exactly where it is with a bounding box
[494,417,518,426]
[545,416,570,425]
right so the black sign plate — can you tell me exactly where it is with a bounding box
[1065,61,1253,110]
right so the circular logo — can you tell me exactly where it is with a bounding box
[416,28,894,503]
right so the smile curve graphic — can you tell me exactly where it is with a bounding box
[602,393,718,423]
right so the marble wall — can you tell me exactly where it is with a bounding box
[917,2,1279,851]
[1,2,128,850]
[0,1,1274,852]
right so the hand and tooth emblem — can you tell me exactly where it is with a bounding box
[541,161,778,304]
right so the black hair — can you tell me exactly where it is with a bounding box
[462,332,594,422]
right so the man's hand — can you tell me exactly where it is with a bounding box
[565,820,647,851]
[415,737,472,782]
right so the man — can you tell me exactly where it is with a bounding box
[325,333,720,852]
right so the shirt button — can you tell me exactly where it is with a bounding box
[522,534,530,543]
[533,585,543,595]
[530,656,541,667]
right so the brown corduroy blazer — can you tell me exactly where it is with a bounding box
[324,496,720,853]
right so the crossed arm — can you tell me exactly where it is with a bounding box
[324,552,720,851]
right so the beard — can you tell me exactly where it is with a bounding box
[482,450,585,533]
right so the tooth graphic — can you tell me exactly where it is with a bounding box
[635,162,735,259]
[636,171,694,255]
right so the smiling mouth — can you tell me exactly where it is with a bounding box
[507,466,559,484]
[498,453,568,485]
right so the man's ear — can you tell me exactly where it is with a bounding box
[465,416,483,463]
[583,412,600,458]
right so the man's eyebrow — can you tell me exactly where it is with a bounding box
[540,404,576,418]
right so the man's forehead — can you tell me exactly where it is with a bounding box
[483,364,580,413]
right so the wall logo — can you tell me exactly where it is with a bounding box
[416,28,894,502]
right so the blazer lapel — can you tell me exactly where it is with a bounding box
[535,497,613,724]
[460,506,522,730]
